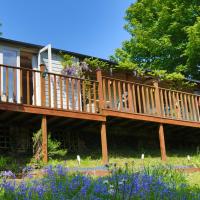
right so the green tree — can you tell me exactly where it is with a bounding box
[112,0,200,80]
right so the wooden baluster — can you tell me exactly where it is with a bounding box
[71,78,75,110]
[54,75,57,108]
[172,91,178,119]
[194,96,200,121]
[31,71,36,106]
[127,83,133,112]
[60,76,63,109]
[176,92,181,119]
[198,96,200,121]
[132,84,137,113]
[113,80,117,110]
[153,81,161,116]
[6,67,8,101]
[20,68,23,103]
[183,94,189,120]
[82,81,86,111]
[137,85,142,113]
[102,78,106,108]
[191,95,196,121]
[141,86,146,113]
[160,89,164,117]
[66,78,69,109]
[88,82,92,112]
[118,81,122,111]
[145,87,150,114]
[108,79,112,109]
[168,91,173,118]
[188,95,192,121]
[150,88,154,114]
[40,64,46,107]
[179,93,184,120]
[27,70,30,105]
[77,79,81,111]
[33,72,36,105]
[93,82,96,113]
[122,82,127,110]
[48,74,51,107]
[13,68,17,102]
[96,69,104,112]
[164,90,169,117]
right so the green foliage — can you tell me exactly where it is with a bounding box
[84,57,109,70]
[0,156,8,171]
[32,129,67,161]
[47,135,67,158]
[0,156,20,173]
[60,53,74,67]
[113,0,200,82]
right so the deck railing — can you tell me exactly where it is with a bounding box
[102,76,200,122]
[0,64,200,122]
[0,65,99,114]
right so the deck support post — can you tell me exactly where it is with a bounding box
[101,121,108,164]
[42,115,48,163]
[158,123,167,161]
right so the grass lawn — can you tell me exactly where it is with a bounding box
[0,149,199,187]
[46,149,200,186]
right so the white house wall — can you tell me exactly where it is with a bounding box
[41,52,82,111]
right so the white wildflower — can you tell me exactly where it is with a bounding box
[103,180,109,184]
[108,188,115,195]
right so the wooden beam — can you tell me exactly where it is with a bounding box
[52,118,74,129]
[101,121,108,164]
[103,109,200,128]
[42,115,48,163]
[25,115,41,124]
[0,102,106,122]
[158,123,167,161]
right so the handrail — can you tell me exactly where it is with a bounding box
[102,76,155,88]
[0,64,99,114]
[159,87,200,97]
[0,64,98,83]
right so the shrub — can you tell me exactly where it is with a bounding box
[32,129,67,161]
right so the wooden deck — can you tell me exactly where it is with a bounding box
[0,64,199,163]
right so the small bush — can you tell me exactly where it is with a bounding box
[32,129,67,161]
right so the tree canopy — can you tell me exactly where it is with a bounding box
[112,0,200,82]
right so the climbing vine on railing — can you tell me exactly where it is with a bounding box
[60,53,110,78]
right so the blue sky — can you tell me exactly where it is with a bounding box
[0,0,134,59]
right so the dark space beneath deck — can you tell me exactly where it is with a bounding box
[0,110,199,157]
